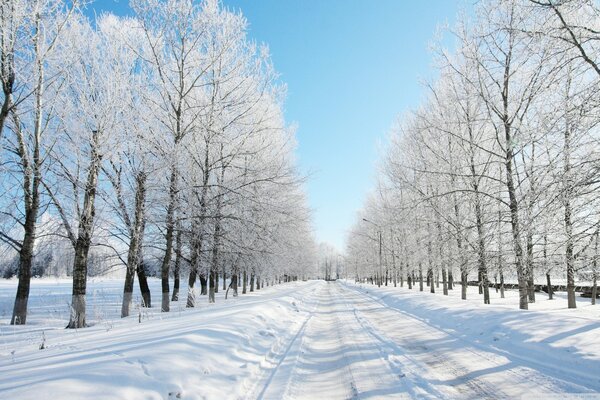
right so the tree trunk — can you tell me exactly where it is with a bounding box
[250,273,255,292]
[442,267,448,296]
[429,268,435,294]
[67,136,102,329]
[526,232,536,303]
[461,270,468,300]
[11,166,40,325]
[137,261,151,308]
[473,188,490,305]
[546,272,553,300]
[200,274,207,295]
[500,269,505,299]
[160,166,178,313]
[385,269,388,286]
[11,225,36,325]
[419,264,424,292]
[242,270,247,294]
[231,271,238,297]
[502,107,528,309]
[214,271,219,294]
[208,270,216,303]
[171,227,182,301]
[121,172,146,318]
[208,175,224,303]
[11,52,43,325]
[121,264,135,318]
[400,262,405,287]
[186,267,197,307]
[565,200,576,309]
[592,275,597,306]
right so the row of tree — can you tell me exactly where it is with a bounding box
[0,0,317,327]
[346,0,600,309]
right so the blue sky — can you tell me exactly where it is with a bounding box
[89,0,462,251]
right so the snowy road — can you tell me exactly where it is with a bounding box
[2,279,600,399]
[251,281,600,399]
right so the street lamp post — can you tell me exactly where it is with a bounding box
[363,218,382,288]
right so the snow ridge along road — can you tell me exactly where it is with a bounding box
[2,280,600,399]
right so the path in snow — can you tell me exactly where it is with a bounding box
[2,280,599,399]
[251,281,600,399]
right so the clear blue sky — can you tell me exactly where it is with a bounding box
[89,0,462,252]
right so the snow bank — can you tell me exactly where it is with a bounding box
[0,280,320,400]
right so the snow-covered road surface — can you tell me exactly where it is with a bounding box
[1,279,600,399]
[251,281,600,399]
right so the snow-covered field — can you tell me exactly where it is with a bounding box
[1,279,600,399]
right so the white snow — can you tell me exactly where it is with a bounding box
[1,279,600,399]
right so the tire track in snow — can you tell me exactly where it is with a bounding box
[336,283,459,399]
[282,283,357,400]
[245,285,322,400]
[250,282,367,399]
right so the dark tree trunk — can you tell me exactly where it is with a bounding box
[137,262,151,308]
[231,271,238,297]
[419,264,424,292]
[11,224,36,325]
[67,139,102,329]
[200,274,207,295]
[208,270,216,303]
[500,269,505,299]
[11,102,42,325]
[121,172,146,318]
[448,270,453,290]
[171,227,182,301]
[214,271,219,294]
[546,272,554,300]
[250,273,255,292]
[429,268,435,294]
[160,166,178,312]
[461,271,468,300]
[242,270,247,294]
[256,276,261,290]
[592,275,597,306]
